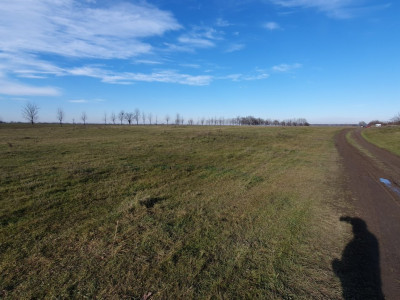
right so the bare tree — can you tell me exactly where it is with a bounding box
[188,118,194,125]
[56,108,65,126]
[134,108,140,125]
[81,112,88,125]
[118,111,125,125]
[125,112,134,125]
[103,112,107,125]
[111,112,116,125]
[175,113,180,125]
[165,115,170,125]
[391,113,400,125]
[22,102,39,125]
[142,111,146,125]
[148,113,152,125]
[155,115,158,125]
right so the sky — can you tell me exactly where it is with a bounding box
[0,0,399,124]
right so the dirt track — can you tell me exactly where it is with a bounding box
[336,128,400,299]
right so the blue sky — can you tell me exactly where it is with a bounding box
[0,0,398,124]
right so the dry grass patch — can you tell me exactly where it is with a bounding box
[1,124,351,298]
[362,126,400,156]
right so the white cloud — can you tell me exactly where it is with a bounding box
[164,43,195,53]
[269,0,383,18]
[178,37,215,48]
[0,79,60,96]
[264,22,281,30]
[0,0,192,93]
[272,63,302,72]
[0,52,65,78]
[127,71,212,86]
[69,99,88,103]
[180,64,201,69]
[67,66,212,86]
[177,26,223,50]
[224,74,242,81]
[0,0,181,59]
[135,60,163,65]
[222,72,270,81]
[68,98,106,103]
[243,73,270,80]
[216,18,232,27]
[225,43,245,53]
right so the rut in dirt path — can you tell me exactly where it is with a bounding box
[335,128,400,300]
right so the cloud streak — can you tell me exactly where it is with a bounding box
[176,26,223,50]
[0,0,181,59]
[225,43,245,53]
[222,71,270,81]
[68,66,213,86]
[68,99,88,103]
[272,63,302,72]
[270,0,384,18]
[0,79,61,96]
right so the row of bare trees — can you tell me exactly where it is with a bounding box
[20,102,312,126]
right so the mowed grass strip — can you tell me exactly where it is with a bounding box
[362,126,400,156]
[0,124,349,299]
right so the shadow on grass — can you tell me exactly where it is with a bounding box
[139,197,167,208]
[332,216,384,300]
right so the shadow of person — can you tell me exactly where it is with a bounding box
[332,216,384,299]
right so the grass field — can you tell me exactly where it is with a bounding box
[362,126,400,156]
[1,124,352,299]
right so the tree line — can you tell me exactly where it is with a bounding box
[18,102,312,127]
[359,113,400,127]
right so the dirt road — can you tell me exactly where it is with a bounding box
[336,128,400,299]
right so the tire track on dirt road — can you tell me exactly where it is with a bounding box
[336,128,400,299]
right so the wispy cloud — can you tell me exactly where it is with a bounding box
[180,64,201,69]
[0,0,181,59]
[0,52,65,78]
[134,60,163,65]
[177,26,223,50]
[225,43,245,53]
[69,99,89,103]
[272,63,302,72]
[269,0,387,18]
[178,36,215,48]
[264,22,281,30]
[68,98,106,104]
[163,43,195,53]
[68,66,213,86]
[222,71,270,81]
[0,78,61,96]
[216,18,232,27]
[0,1,191,93]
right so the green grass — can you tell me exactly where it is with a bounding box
[1,124,350,299]
[362,126,400,156]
